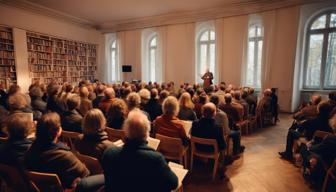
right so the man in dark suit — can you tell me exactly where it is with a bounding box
[102,110,178,192]
[191,103,227,178]
[61,95,83,133]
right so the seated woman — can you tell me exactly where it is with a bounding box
[75,109,114,161]
[154,96,188,144]
[106,98,128,129]
[178,92,197,121]
[62,95,83,133]
[24,112,90,189]
[0,113,34,167]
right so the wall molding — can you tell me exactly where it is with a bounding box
[0,0,329,32]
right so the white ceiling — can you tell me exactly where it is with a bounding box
[27,0,242,23]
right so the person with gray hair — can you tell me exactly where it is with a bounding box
[98,87,115,114]
[102,110,178,192]
[154,96,188,144]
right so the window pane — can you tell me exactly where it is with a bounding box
[150,37,157,47]
[325,32,336,87]
[246,41,255,86]
[111,50,116,81]
[257,26,262,37]
[150,48,156,82]
[248,27,255,38]
[306,34,324,87]
[111,40,116,48]
[210,43,215,73]
[200,31,209,41]
[256,40,263,88]
[200,44,207,74]
[331,13,336,28]
[210,31,215,41]
[311,15,326,30]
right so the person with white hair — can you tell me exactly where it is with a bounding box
[102,110,178,192]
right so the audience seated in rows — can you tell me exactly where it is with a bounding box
[293,95,321,122]
[62,95,83,133]
[178,92,197,121]
[106,98,128,129]
[143,88,162,121]
[98,87,115,115]
[102,110,178,192]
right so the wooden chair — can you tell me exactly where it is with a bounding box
[190,136,221,180]
[75,152,103,175]
[0,163,34,192]
[313,130,333,141]
[60,130,80,152]
[0,137,7,143]
[26,171,64,192]
[322,159,336,192]
[155,134,189,168]
[105,127,125,142]
[236,120,249,135]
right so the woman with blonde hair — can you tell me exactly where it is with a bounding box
[178,92,197,121]
[75,108,114,160]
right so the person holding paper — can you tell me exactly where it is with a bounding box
[102,110,178,192]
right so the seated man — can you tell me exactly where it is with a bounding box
[298,135,336,189]
[293,95,321,122]
[279,102,334,161]
[62,95,83,133]
[25,112,90,189]
[191,103,227,178]
[102,110,178,192]
[98,88,115,115]
[220,94,241,129]
[0,113,34,167]
[210,95,244,156]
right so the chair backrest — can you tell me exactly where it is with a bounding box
[155,134,184,160]
[313,130,333,140]
[190,136,218,156]
[75,152,103,175]
[0,163,31,192]
[106,127,125,142]
[60,130,80,151]
[323,159,336,192]
[0,137,7,143]
[26,171,63,192]
[180,120,192,136]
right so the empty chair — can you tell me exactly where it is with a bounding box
[190,136,221,180]
[155,134,189,168]
[105,127,125,142]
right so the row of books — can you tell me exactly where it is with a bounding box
[0,44,14,50]
[53,66,67,71]
[27,37,52,46]
[68,60,87,66]
[29,52,52,59]
[53,60,67,65]
[28,44,52,52]
[31,71,66,78]
[0,59,15,65]
[0,31,13,40]
[68,66,87,71]
[68,71,88,76]
[29,58,52,65]
[0,66,15,73]
[0,50,14,58]
[0,39,13,44]
[53,53,67,60]
[30,65,52,71]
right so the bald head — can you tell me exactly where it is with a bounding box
[104,88,115,99]
[123,109,151,142]
[202,103,216,119]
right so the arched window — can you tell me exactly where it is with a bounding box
[148,35,157,82]
[304,11,336,89]
[110,39,119,82]
[196,29,216,83]
[246,24,263,88]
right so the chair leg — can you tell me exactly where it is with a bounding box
[190,154,194,172]
[184,154,188,169]
[322,173,329,192]
[212,158,219,180]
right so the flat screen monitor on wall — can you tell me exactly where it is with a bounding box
[122,65,132,72]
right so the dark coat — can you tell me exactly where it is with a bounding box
[75,131,114,161]
[178,107,197,121]
[311,135,336,167]
[61,109,83,133]
[92,95,104,108]
[0,138,33,167]
[31,97,47,114]
[143,98,162,121]
[24,141,89,188]
[191,118,226,152]
[298,115,333,140]
[102,140,178,192]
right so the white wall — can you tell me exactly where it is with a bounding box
[114,6,301,112]
[0,5,105,91]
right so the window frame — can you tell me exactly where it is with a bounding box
[303,10,336,90]
[196,29,216,83]
[246,23,264,89]
[148,34,157,82]
[110,39,119,82]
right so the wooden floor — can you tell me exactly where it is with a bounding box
[184,114,312,192]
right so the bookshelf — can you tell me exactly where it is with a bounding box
[0,26,16,88]
[26,32,97,85]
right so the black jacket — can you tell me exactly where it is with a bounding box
[0,138,33,167]
[61,109,83,133]
[191,118,226,152]
[102,140,178,192]
[143,98,162,121]
[311,135,336,167]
